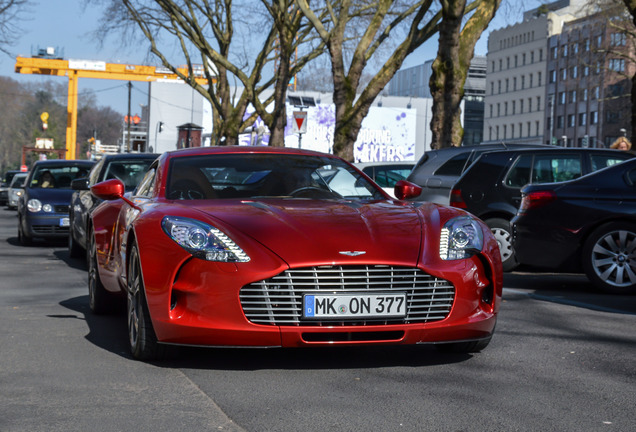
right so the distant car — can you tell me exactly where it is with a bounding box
[17,159,95,245]
[1,170,22,206]
[68,153,158,258]
[87,146,502,360]
[7,172,28,210]
[406,143,550,205]
[449,148,633,271]
[512,158,636,294]
[355,161,415,198]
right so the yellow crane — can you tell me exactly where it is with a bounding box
[15,55,212,159]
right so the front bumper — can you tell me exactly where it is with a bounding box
[145,256,500,348]
[22,212,70,239]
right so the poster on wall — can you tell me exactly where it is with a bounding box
[237,104,416,162]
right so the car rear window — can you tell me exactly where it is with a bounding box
[434,152,471,176]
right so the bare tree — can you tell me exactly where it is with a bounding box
[429,0,500,149]
[93,0,326,146]
[0,0,30,56]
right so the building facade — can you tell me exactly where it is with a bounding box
[546,13,635,147]
[482,1,584,145]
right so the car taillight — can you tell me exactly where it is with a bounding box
[449,188,466,209]
[518,190,556,214]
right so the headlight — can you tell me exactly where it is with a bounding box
[439,216,483,260]
[162,216,250,262]
[27,199,42,212]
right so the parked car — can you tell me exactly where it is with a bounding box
[511,158,636,294]
[87,146,502,360]
[355,161,415,198]
[7,172,28,209]
[0,169,22,206]
[406,143,550,205]
[68,153,158,258]
[449,148,633,271]
[17,159,95,245]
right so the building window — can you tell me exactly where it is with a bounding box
[529,73,533,87]
[521,75,525,89]
[568,115,575,128]
[499,59,503,71]
[582,88,588,101]
[519,122,523,137]
[539,48,543,61]
[527,122,531,136]
[489,104,493,117]
[609,59,625,72]
[591,111,598,124]
[594,86,600,99]
[583,65,589,76]
[497,103,501,116]
[505,102,508,116]
[547,117,552,130]
[491,82,494,95]
[522,53,526,65]
[561,68,567,80]
[498,80,501,93]
[557,116,564,128]
[514,55,518,67]
[538,72,542,86]
[607,111,620,124]
[559,92,566,105]
[571,66,578,78]
[511,124,515,138]
[496,126,499,140]
[530,51,535,63]
[579,113,587,126]
[512,101,516,114]
[584,38,590,51]
[503,125,507,138]
[536,96,541,109]
[491,61,495,72]
[611,33,626,46]
[507,57,510,69]
[536,121,540,136]
[551,46,558,59]
[506,78,509,92]
[528,97,532,112]
[597,35,603,46]
[549,70,556,83]
[563,45,568,57]
[513,77,517,90]
[569,90,577,103]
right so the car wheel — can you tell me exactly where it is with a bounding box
[127,244,165,361]
[485,218,518,272]
[582,222,636,294]
[88,231,115,314]
[18,217,32,246]
[68,217,83,258]
[435,336,492,353]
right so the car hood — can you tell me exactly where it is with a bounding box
[25,188,75,204]
[190,199,423,266]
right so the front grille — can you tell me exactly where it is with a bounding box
[32,225,69,234]
[240,265,455,326]
[54,205,70,213]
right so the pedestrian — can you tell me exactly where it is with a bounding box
[610,136,632,151]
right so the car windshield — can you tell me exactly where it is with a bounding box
[167,153,384,201]
[29,165,90,189]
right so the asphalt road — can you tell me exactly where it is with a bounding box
[1,206,635,432]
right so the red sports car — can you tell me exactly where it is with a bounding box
[88,146,502,360]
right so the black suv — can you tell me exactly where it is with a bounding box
[406,143,549,204]
[450,148,634,271]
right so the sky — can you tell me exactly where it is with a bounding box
[0,1,542,116]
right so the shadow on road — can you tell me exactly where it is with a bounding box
[504,271,636,315]
[58,294,475,370]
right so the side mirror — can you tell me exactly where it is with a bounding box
[394,180,422,200]
[71,177,90,191]
[91,179,125,201]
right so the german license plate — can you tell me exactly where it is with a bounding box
[303,293,406,319]
[60,217,69,227]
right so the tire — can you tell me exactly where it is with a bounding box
[127,244,165,361]
[485,217,518,272]
[435,336,492,354]
[18,217,32,246]
[68,217,84,259]
[582,222,636,294]
[88,230,115,314]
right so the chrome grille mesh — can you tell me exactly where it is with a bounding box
[240,265,455,326]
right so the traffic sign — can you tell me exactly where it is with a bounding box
[292,111,307,134]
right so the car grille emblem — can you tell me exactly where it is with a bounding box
[339,251,366,256]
